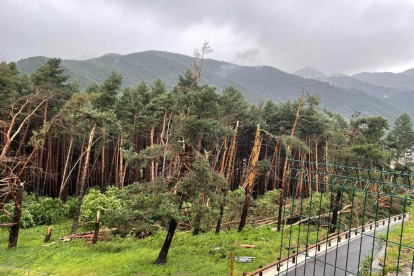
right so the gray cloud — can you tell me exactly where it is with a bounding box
[1,0,414,74]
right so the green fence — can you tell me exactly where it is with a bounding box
[245,160,414,276]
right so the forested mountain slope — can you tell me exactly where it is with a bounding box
[17,51,402,120]
[352,71,414,91]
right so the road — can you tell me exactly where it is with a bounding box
[261,218,404,276]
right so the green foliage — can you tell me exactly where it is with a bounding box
[23,195,70,226]
[30,58,69,87]
[0,61,20,107]
[80,186,122,223]
[0,194,75,228]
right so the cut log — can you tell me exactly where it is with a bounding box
[240,244,255,248]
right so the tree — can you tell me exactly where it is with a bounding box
[390,113,414,164]
[30,58,69,88]
[0,61,20,107]
[95,71,123,111]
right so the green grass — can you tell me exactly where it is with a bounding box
[0,220,324,276]
[381,210,414,273]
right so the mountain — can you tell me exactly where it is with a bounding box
[323,76,398,98]
[17,51,403,121]
[403,68,414,77]
[293,67,326,79]
[352,72,414,91]
[330,73,347,77]
[388,91,414,119]
[294,69,397,98]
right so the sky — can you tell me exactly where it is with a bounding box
[1,0,414,75]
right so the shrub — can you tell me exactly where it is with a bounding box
[80,186,122,223]
[24,196,69,225]
[20,209,35,228]
[64,196,78,218]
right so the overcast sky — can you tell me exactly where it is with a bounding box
[1,0,414,75]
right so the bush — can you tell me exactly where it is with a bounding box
[64,196,78,218]
[24,196,69,225]
[80,186,122,223]
[106,208,134,237]
[20,209,35,228]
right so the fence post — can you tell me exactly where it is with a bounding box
[277,258,280,271]
[230,251,234,276]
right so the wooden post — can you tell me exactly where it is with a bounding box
[44,227,53,243]
[230,251,234,276]
[277,258,280,271]
[259,266,263,276]
[92,211,100,244]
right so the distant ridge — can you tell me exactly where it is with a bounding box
[352,71,414,91]
[294,67,326,78]
[17,51,406,121]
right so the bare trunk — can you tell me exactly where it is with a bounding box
[59,135,74,200]
[72,123,97,234]
[92,211,100,244]
[216,121,239,233]
[8,184,23,248]
[277,87,305,231]
[154,199,183,264]
[239,124,261,232]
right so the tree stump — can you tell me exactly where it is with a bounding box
[92,211,100,244]
[44,227,53,243]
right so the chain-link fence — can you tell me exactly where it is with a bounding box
[245,160,414,276]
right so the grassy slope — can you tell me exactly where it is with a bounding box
[0,220,323,276]
[383,208,414,273]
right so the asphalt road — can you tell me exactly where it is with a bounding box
[281,232,381,276]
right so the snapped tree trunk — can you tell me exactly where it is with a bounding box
[277,87,305,231]
[44,227,53,243]
[71,123,97,234]
[238,124,261,232]
[92,211,100,244]
[8,184,23,248]
[216,122,239,234]
[59,134,74,200]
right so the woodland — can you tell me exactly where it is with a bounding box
[1,44,414,275]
